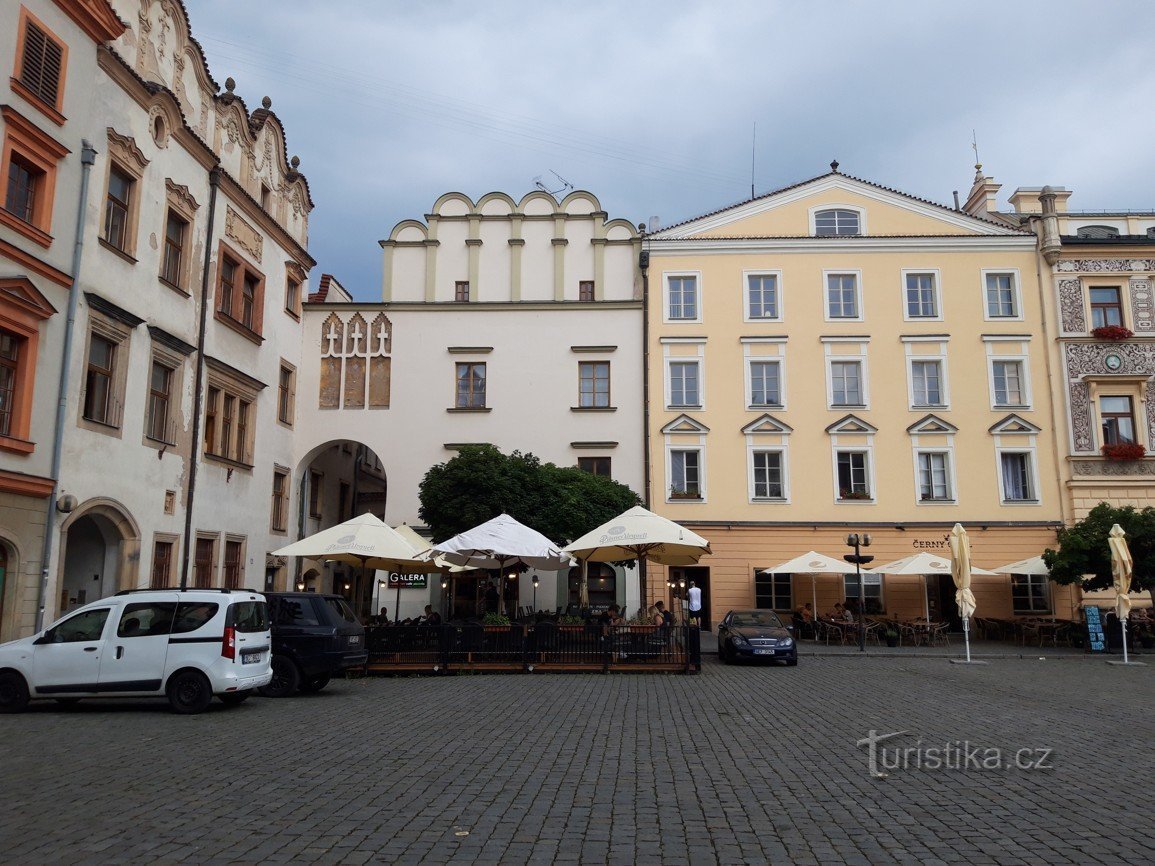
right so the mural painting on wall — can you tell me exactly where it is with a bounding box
[320,313,392,410]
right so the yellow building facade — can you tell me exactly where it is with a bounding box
[643,168,1078,626]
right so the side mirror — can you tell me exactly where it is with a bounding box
[33,634,50,645]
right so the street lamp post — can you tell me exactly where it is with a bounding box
[844,533,874,653]
[441,577,448,620]
[532,574,539,614]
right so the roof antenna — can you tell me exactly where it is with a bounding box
[971,129,982,174]
[750,121,756,199]
[533,170,574,196]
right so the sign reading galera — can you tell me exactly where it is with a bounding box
[386,572,428,589]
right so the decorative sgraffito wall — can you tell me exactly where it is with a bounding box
[319,312,392,410]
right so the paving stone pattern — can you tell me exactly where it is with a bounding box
[0,654,1152,865]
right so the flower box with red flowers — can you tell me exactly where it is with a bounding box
[1101,442,1146,461]
[1091,325,1133,341]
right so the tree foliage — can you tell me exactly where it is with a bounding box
[418,445,642,544]
[1043,502,1155,594]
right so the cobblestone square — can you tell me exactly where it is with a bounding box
[1,654,1151,865]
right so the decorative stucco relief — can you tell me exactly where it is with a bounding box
[225,207,263,263]
[1072,460,1155,477]
[106,128,149,173]
[164,179,199,214]
[1058,279,1086,333]
[319,313,392,410]
[1130,278,1154,332]
[1056,258,1155,273]
[1064,342,1155,452]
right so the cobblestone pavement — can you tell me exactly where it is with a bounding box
[1,653,1152,865]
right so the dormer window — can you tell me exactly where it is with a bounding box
[1076,225,1119,239]
[814,209,860,236]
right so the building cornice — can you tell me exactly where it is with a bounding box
[304,300,642,312]
[645,235,1038,254]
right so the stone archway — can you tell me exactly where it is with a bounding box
[56,498,140,616]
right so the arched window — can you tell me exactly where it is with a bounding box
[1076,225,1120,239]
[814,209,861,236]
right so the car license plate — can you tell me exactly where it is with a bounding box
[754,649,774,655]
[241,651,262,664]
[348,635,361,645]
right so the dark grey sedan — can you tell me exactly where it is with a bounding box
[717,610,798,666]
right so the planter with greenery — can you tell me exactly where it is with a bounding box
[669,487,702,500]
[883,623,900,647]
[481,612,510,626]
[1101,442,1146,462]
[839,489,872,501]
[1090,325,1133,341]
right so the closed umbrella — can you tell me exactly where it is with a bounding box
[1108,524,1134,665]
[761,551,860,627]
[949,523,978,663]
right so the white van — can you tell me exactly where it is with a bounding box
[0,589,273,714]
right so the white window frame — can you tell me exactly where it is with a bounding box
[666,445,706,502]
[1011,573,1053,615]
[663,271,702,324]
[832,447,876,504]
[827,358,867,408]
[912,448,956,504]
[907,356,949,410]
[988,356,1031,410]
[748,447,789,502]
[809,204,866,237]
[996,447,1040,505]
[901,268,943,322]
[982,268,1023,322]
[742,269,783,322]
[823,269,864,322]
[665,358,703,410]
[746,358,783,409]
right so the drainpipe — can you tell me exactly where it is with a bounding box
[179,167,221,589]
[639,238,651,607]
[35,141,96,632]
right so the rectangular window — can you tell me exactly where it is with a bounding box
[455,281,470,302]
[844,573,883,613]
[150,540,174,589]
[241,273,258,329]
[667,276,698,320]
[194,537,215,588]
[668,361,700,407]
[830,360,862,406]
[309,470,323,519]
[17,15,66,110]
[747,274,779,319]
[104,166,133,252]
[917,452,951,501]
[986,272,1018,318]
[1000,452,1035,502]
[203,384,253,465]
[670,449,701,498]
[161,210,187,287]
[1100,396,1136,445]
[5,155,39,224]
[911,360,943,407]
[749,361,781,407]
[837,451,870,499]
[1011,574,1052,614]
[285,277,301,316]
[578,456,611,477]
[1,106,69,240]
[204,386,219,454]
[84,335,116,425]
[0,330,21,437]
[146,360,173,443]
[754,572,792,612]
[218,258,236,316]
[579,280,595,302]
[906,273,938,318]
[826,273,858,319]
[223,539,242,590]
[992,360,1024,407]
[455,362,486,408]
[278,364,295,425]
[271,468,289,532]
[752,451,784,499]
[1090,287,1123,329]
[578,361,610,408]
[215,248,265,337]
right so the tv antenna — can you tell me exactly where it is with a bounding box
[533,170,574,196]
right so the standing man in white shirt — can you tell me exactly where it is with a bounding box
[687,580,703,629]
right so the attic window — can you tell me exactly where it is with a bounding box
[1076,225,1119,239]
[814,209,860,237]
[260,184,272,211]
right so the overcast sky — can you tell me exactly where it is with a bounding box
[183,1,1155,299]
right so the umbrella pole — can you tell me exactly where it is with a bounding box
[922,574,930,624]
[1122,613,1130,664]
[811,574,817,626]
[395,575,401,624]
[963,615,972,663]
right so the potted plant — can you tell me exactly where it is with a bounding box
[669,485,702,500]
[481,612,510,627]
[1090,325,1133,341]
[883,624,900,648]
[1101,442,1146,462]
[839,489,872,501]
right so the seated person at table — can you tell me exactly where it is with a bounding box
[827,603,845,621]
[648,605,663,626]
[796,603,814,623]
[842,600,858,623]
[656,600,674,628]
[370,606,389,626]
[599,604,624,627]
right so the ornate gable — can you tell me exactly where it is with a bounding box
[661,414,710,435]
[825,414,877,435]
[907,414,959,435]
[0,277,58,320]
[741,413,793,435]
[989,414,1042,435]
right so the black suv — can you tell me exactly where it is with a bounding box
[260,593,366,697]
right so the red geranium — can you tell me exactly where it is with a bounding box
[1091,325,1133,341]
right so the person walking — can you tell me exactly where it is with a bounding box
[687,580,703,629]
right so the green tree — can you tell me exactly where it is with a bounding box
[1043,502,1155,600]
[418,445,641,544]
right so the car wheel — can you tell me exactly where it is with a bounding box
[299,674,330,693]
[166,670,213,715]
[259,655,301,698]
[218,690,251,706]
[0,671,30,713]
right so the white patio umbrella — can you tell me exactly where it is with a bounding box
[432,514,573,616]
[761,551,859,623]
[990,555,1050,576]
[870,551,997,624]
[562,506,712,614]
[390,523,473,621]
[1108,524,1134,664]
[948,524,978,663]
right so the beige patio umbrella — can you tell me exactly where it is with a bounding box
[948,523,978,663]
[761,551,860,623]
[990,555,1050,576]
[870,551,997,624]
[392,523,473,621]
[1108,524,1134,664]
[562,506,712,615]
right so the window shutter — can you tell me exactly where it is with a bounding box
[20,21,63,107]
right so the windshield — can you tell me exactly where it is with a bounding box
[324,597,359,624]
[730,611,784,629]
